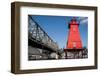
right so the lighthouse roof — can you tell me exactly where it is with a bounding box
[68,18,79,29]
[70,17,79,25]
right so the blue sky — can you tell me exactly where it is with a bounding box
[31,15,88,49]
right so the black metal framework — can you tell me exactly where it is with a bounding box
[28,15,59,60]
[28,15,59,51]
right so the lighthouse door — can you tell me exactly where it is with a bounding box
[73,42,76,48]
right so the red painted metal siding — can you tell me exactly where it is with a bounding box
[66,18,82,49]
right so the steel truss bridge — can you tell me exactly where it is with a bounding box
[28,16,59,60]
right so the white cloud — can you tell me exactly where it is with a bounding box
[80,18,88,24]
[77,17,88,24]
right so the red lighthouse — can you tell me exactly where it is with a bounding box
[64,17,83,59]
[64,17,87,59]
[66,18,82,49]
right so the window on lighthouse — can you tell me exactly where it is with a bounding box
[73,27,76,31]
